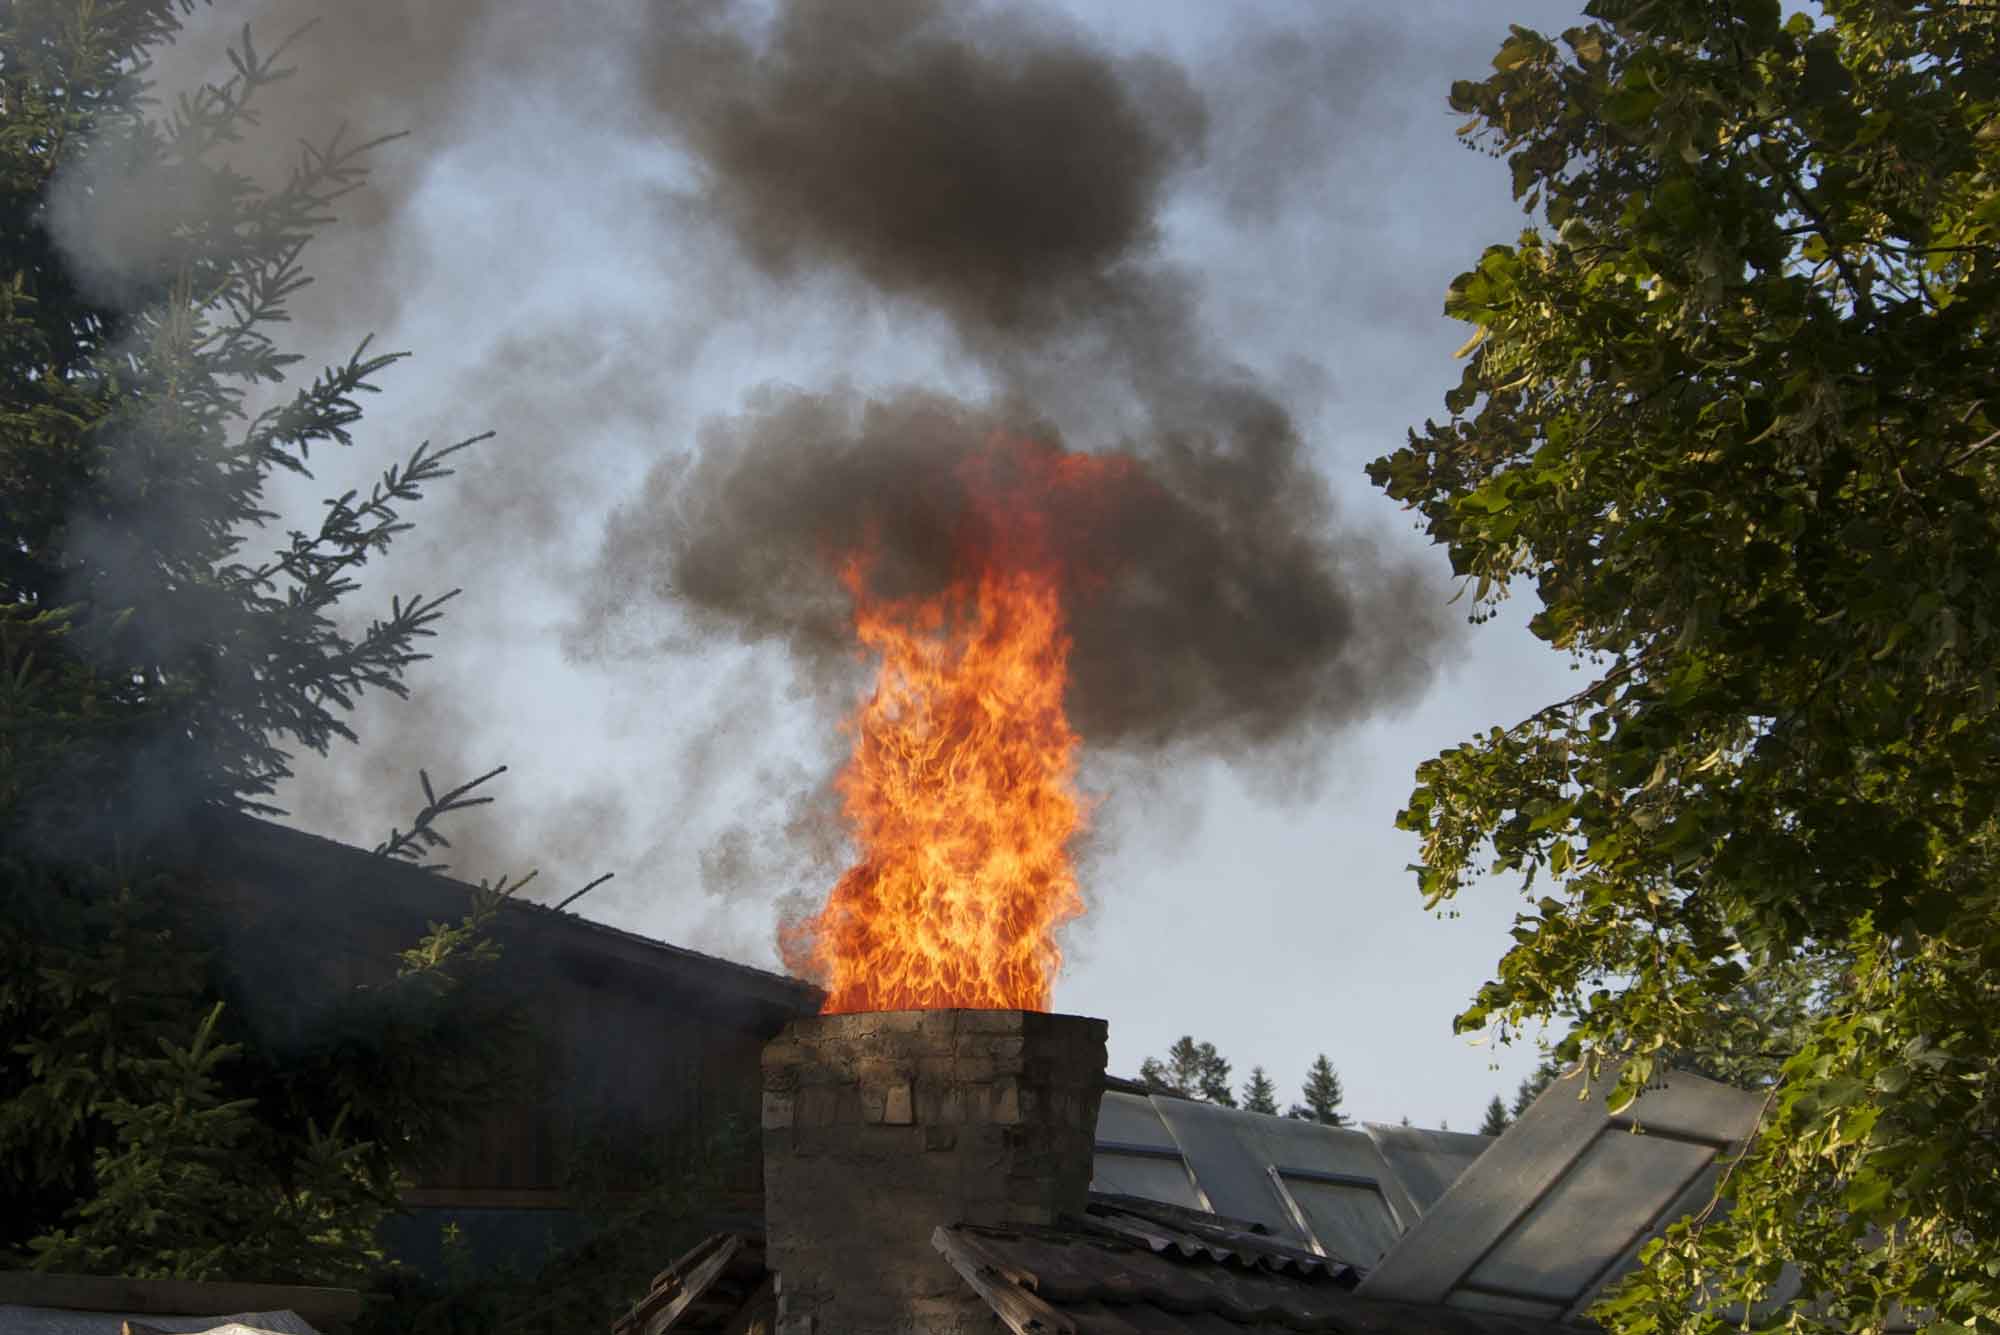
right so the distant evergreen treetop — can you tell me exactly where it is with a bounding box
[1139,1035,1236,1107]
[1510,1056,1561,1118]
[1240,1066,1279,1116]
[1285,1053,1347,1127]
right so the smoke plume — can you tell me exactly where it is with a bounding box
[574,384,1442,757]
[644,0,1205,342]
[574,0,1451,764]
[39,0,1472,934]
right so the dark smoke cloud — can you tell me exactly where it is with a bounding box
[36,0,686,897]
[572,0,1453,767]
[645,0,1206,339]
[573,384,1445,758]
[48,1,508,325]
[41,0,1472,927]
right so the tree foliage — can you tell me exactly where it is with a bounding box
[0,0,486,848]
[25,1002,400,1285]
[1510,1055,1562,1118]
[1286,1054,1347,1127]
[0,0,525,1282]
[1140,1036,1236,1106]
[363,1117,753,1335]
[1479,1094,1510,1137]
[2,778,525,1279]
[1241,1065,1280,1115]
[1371,1,2000,1329]
[1670,949,1851,1089]
[1141,1043,1354,1124]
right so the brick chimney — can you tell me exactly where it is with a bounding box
[760,1009,1108,1335]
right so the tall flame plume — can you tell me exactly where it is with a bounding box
[783,435,1132,1013]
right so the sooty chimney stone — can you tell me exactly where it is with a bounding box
[762,1009,1108,1335]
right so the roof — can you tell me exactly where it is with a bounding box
[618,1064,1772,1333]
[1090,1065,1769,1322]
[1357,1066,1766,1321]
[934,1209,1585,1335]
[1361,1124,1491,1215]
[1092,1092,1489,1265]
[1063,1197,1355,1284]
[190,811,822,1017]
[0,1273,357,1335]
[616,1197,1581,1335]
[0,1312,319,1335]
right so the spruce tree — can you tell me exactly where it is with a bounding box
[1195,1049,1236,1108]
[1139,1036,1236,1106]
[1240,1066,1279,1115]
[0,1,483,847]
[1478,1094,1510,1137]
[1,0,524,1281]
[1286,1054,1348,1126]
[1510,1057,1562,1118]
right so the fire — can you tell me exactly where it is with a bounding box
[783,435,1129,1013]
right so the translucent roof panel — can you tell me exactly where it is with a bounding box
[1277,1172,1403,1266]
[1095,1090,1180,1153]
[1471,1128,1715,1301]
[1090,1093,1493,1264]
[1091,1150,1208,1211]
[1143,1098,1427,1257]
[1358,1066,1764,1320]
[1362,1125,1491,1214]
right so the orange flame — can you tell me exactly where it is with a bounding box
[783,435,1129,1012]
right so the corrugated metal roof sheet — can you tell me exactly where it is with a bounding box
[934,1215,1589,1335]
[1082,1196,1356,1282]
[936,1222,1356,1331]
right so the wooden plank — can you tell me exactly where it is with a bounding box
[645,1233,746,1335]
[0,1273,362,1330]
[931,1229,1077,1335]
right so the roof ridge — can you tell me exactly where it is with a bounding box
[206,811,820,999]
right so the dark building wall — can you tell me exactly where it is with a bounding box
[174,813,819,1270]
